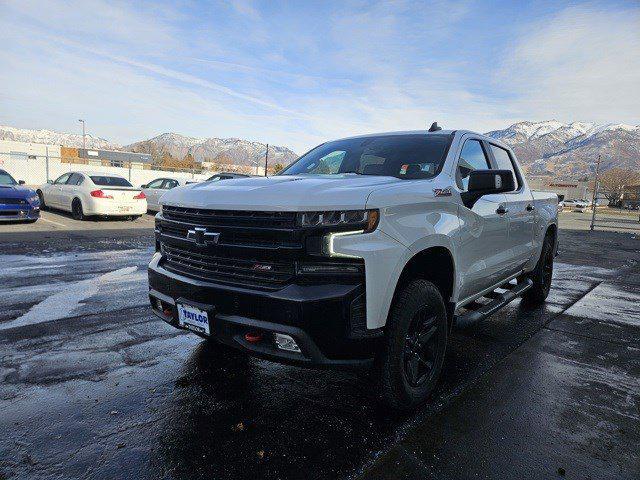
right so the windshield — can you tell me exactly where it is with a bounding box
[90,176,133,187]
[0,170,17,186]
[280,134,451,179]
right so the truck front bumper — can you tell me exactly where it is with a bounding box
[148,253,381,368]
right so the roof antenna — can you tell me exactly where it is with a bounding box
[428,122,442,132]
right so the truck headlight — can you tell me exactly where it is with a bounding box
[297,209,379,233]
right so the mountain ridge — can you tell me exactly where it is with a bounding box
[2,121,638,177]
[484,120,639,178]
[125,132,298,167]
[0,126,298,168]
[0,125,118,150]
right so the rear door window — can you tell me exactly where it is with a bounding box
[67,173,84,185]
[456,139,491,191]
[489,145,520,191]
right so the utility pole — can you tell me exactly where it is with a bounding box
[590,154,601,232]
[264,144,269,176]
[78,119,86,150]
[45,146,49,183]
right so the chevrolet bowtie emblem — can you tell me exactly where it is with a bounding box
[187,227,220,246]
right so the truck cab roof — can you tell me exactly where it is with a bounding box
[332,129,509,150]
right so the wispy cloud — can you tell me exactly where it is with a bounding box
[1,0,638,153]
[499,3,640,124]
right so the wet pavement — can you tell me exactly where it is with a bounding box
[0,229,638,479]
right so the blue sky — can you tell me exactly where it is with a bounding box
[1,0,639,152]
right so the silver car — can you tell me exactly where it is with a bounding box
[141,178,192,212]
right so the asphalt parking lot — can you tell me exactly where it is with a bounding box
[0,213,638,479]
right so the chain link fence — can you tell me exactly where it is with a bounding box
[0,151,232,187]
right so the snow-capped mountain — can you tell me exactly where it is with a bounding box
[0,126,298,167]
[0,125,118,150]
[485,121,640,178]
[126,133,298,167]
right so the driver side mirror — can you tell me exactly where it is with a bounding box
[18,180,25,185]
[461,170,515,208]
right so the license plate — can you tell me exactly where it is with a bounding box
[177,303,210,335]
[118,206,132,212]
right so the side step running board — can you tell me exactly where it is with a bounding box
[455,278,533,326]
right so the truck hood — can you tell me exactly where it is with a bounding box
[0,185,35,199]
[161,174,404,211]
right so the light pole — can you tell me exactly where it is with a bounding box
[264,144,269,176]
[78,119,86,150]
[590,154,601,232]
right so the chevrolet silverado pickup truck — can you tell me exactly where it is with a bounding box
[148,126,558,410]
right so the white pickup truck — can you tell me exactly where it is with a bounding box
[148,126,558,410]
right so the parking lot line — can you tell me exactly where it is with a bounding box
[39,216,68,227]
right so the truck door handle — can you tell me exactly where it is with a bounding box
[496,206,509,215]
[526,204,535,211]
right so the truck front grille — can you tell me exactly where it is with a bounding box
[161,244,295,290]
[160,206,300,249]
[162,205,296,228]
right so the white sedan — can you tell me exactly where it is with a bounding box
[37,171,147,220]
[141,177,193,212]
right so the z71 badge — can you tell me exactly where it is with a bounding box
[433,187,452,197]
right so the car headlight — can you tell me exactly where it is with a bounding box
[29,195,39,204]
[297,209,379,233]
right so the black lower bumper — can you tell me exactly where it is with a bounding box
[148,254,381,368]
[0,207,40,221]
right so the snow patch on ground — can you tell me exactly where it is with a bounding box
[0,266,141,330]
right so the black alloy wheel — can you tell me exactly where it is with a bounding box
[403,308,440,387]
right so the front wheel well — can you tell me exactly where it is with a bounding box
[394,246,455,322]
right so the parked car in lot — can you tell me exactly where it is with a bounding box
[37,172,147,220]
[572,200,590,213]
[141,178,193,212]
[148,126,558,410]
[0,169,40,223]
[206,172,252,182]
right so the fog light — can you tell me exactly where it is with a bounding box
[273,333,301,353]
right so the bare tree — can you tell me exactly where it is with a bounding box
[598,168,640,205]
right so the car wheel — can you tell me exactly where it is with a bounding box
[71,198,85,221]
[522,232,554,304]
[375,279,448,411]
[36,190,46,210]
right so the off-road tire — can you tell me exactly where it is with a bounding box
[375,280,448,411]
[522,232,554,304]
